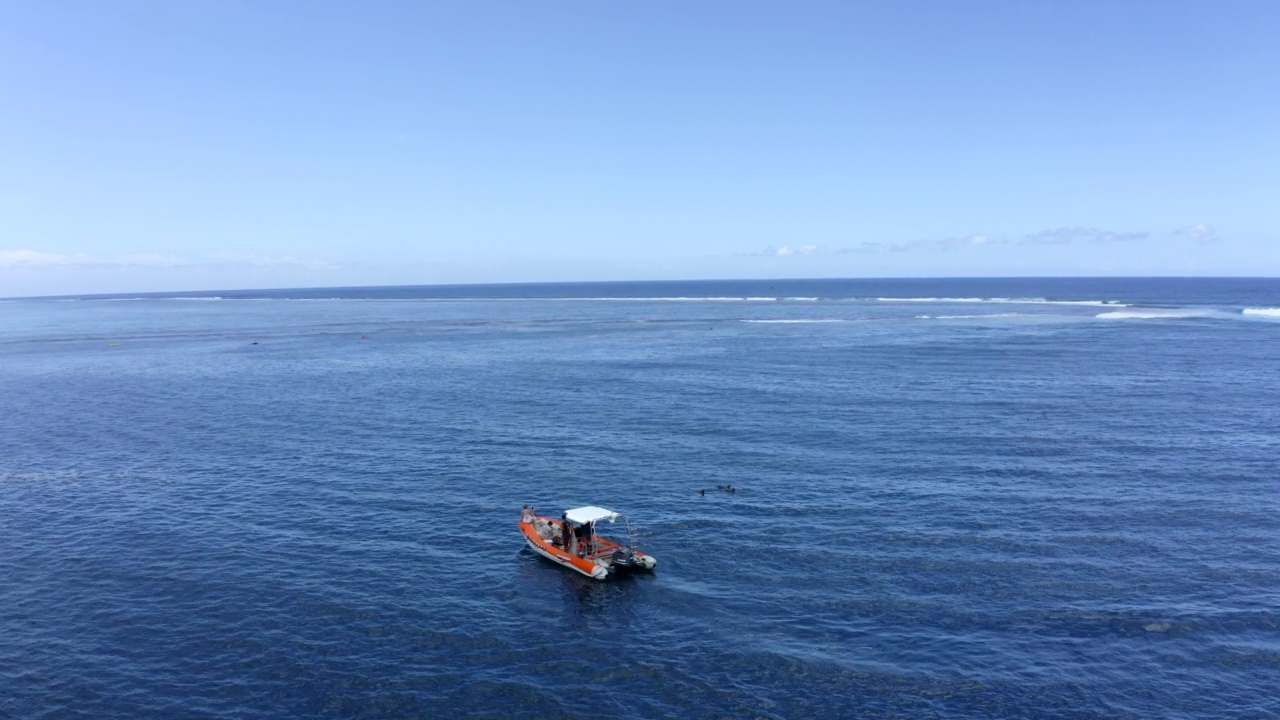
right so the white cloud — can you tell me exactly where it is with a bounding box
[1021,227,1148,245]
[1174,224,1218,243]
[833,242,891,254]
[0,250,87,267]
[204,252,329,268]
[1,249,333,270]
[123,253,189,267]
[828,227,1150,255]
[855,233,995,253]
[741,244,826,258]
[0,250,185,268]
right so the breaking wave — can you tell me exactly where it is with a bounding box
[583,296,812,302]
[916,313,1027,320]
[875,297,1127,307]
[741,319,847,324]
[1096,309,1225,320]
[1242,308,1280,318]
[29,294,1141,306]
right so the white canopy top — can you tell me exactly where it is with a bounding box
[565,506,619,524]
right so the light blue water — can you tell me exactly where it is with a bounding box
[2,278,1278,718]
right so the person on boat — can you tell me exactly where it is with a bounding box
[521,505,535,523]
[561,513,576,553]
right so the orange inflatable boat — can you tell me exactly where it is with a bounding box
[520,506,657,580]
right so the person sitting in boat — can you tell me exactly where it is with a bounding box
[521,504,535,524]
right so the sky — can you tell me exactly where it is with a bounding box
[1,1,1278,296]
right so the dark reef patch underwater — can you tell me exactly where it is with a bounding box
[2,278,1278,719]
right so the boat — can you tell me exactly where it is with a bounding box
[520,505,657,580]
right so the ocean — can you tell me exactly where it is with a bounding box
[1,277,1277,719]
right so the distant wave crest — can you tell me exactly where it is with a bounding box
[741,319,847,324]
[916,313,1026,320]
[1096,309,1223,320]
[1242,307,1280,318]
[585,296,809,302]
[877,297,1126,307]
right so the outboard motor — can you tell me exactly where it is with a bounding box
[610,546,637,570]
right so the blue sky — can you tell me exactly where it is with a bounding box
[1,1,1277,295]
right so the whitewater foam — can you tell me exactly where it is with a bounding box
[916,313,1027,320]
[555,295,814,302]
[1096,309,1223,320]
[742,319,847,324]
[1242,308,1280,318]
[583,296,786,302]
[874,297,1126,307]
[878,297,987,303]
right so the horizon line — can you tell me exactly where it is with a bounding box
[4,275,1278,301]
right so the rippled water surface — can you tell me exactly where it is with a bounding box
[2,278,1278,719]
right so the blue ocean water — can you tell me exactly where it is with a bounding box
[1,278,1278,719]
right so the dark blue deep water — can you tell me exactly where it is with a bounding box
[2,278,1278,719]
